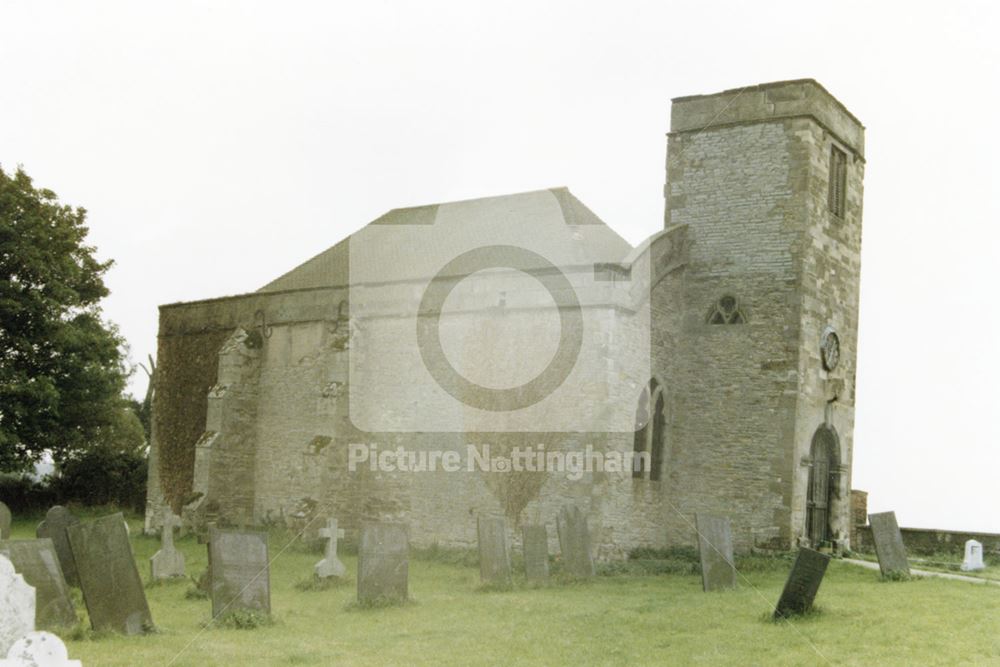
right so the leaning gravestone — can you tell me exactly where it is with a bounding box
[477,516,512,586]
[209,528,270,620]
[522,524,550,583]
[695,514,737,591]
[556,505,594,578]
[357,522,409,604]
[314,518,347,579]
[0,631,81,666]
[868,511,910,577]
[0,539,76,629]
[961,539,985,572]
[0,554,35,656]
[0,502,11,540]
[66,513,153,635]
[773,547,830,619]
[150,513,185,581]
[35,507,80,588]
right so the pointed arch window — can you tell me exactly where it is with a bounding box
[632,379,667,482]
[707,295,746,325]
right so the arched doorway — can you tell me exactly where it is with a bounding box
[806,425,840,546]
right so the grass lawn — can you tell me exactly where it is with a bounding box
[6,512,1000,666]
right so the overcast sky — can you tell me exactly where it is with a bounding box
[2,1,997,532]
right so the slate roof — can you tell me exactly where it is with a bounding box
[258,187,632,292]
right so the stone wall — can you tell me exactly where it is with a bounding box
[854,526,1000,557]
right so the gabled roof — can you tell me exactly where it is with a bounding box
[258,187,632,292]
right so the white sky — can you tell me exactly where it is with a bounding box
[2,1,998,532]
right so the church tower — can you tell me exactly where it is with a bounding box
[661,80,865,549]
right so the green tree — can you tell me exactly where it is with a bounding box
[0,166,129,472]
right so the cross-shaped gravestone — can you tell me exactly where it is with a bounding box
[315,519,347,579]
[0,554,35,656]
[150,513,186,581]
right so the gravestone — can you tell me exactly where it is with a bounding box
[522,524,550,583]
[477,516,512,586]
[868,511,910,577]
[961,539,985,572]
[0,631,81,667]
[357,522,409,604]
[0,501,11,539]
[0,555,35,656]
[314,518,347,579]
[556,505,594,578]
[66,513,153,635]
[35,507,80,588]
[773,547,830,619]
[209,528,270,620]
[0,539,76,629]
[695,514,737,592]
[150,513,185,580]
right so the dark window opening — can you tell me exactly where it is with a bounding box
[707,295,747,325]
[828,145,848,218]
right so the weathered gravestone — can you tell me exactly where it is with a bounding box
[66,513,153,635]
[522,524,550,583]
[0,631,81,667]
[0,555,35,656]
[556,505,594,578]
[868,511,910,577]
[0,502,11,540]
[0,540,76,629]
[35,507,80,588]
[774,547,830,619]
[477,516,512,586]
[150,513,185,581]
[209,528,270,620]
[695,514,737,592]
[357,522,409,605]
[314,518,346,579]
[961,539,985,572]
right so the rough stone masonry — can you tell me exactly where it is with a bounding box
[146,79,865,560]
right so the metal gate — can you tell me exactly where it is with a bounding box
[807,426,838,546]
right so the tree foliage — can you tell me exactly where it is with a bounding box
[0,166,130,472]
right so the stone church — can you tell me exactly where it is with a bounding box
[146,79,865,558]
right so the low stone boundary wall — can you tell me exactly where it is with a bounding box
[854,526,1000,556]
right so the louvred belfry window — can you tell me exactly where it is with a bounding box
[828,145,847,218]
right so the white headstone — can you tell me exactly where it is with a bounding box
[0,631,81,666]
[0,555,35,656]
[314,518,347,579]
[150,513,186,580]
[961,539,985,572]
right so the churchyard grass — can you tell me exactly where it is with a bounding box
[7,512,1000,666]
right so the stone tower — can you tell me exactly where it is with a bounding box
[661,80,865,549]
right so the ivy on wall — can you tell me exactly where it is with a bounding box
[154,329,233,512]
